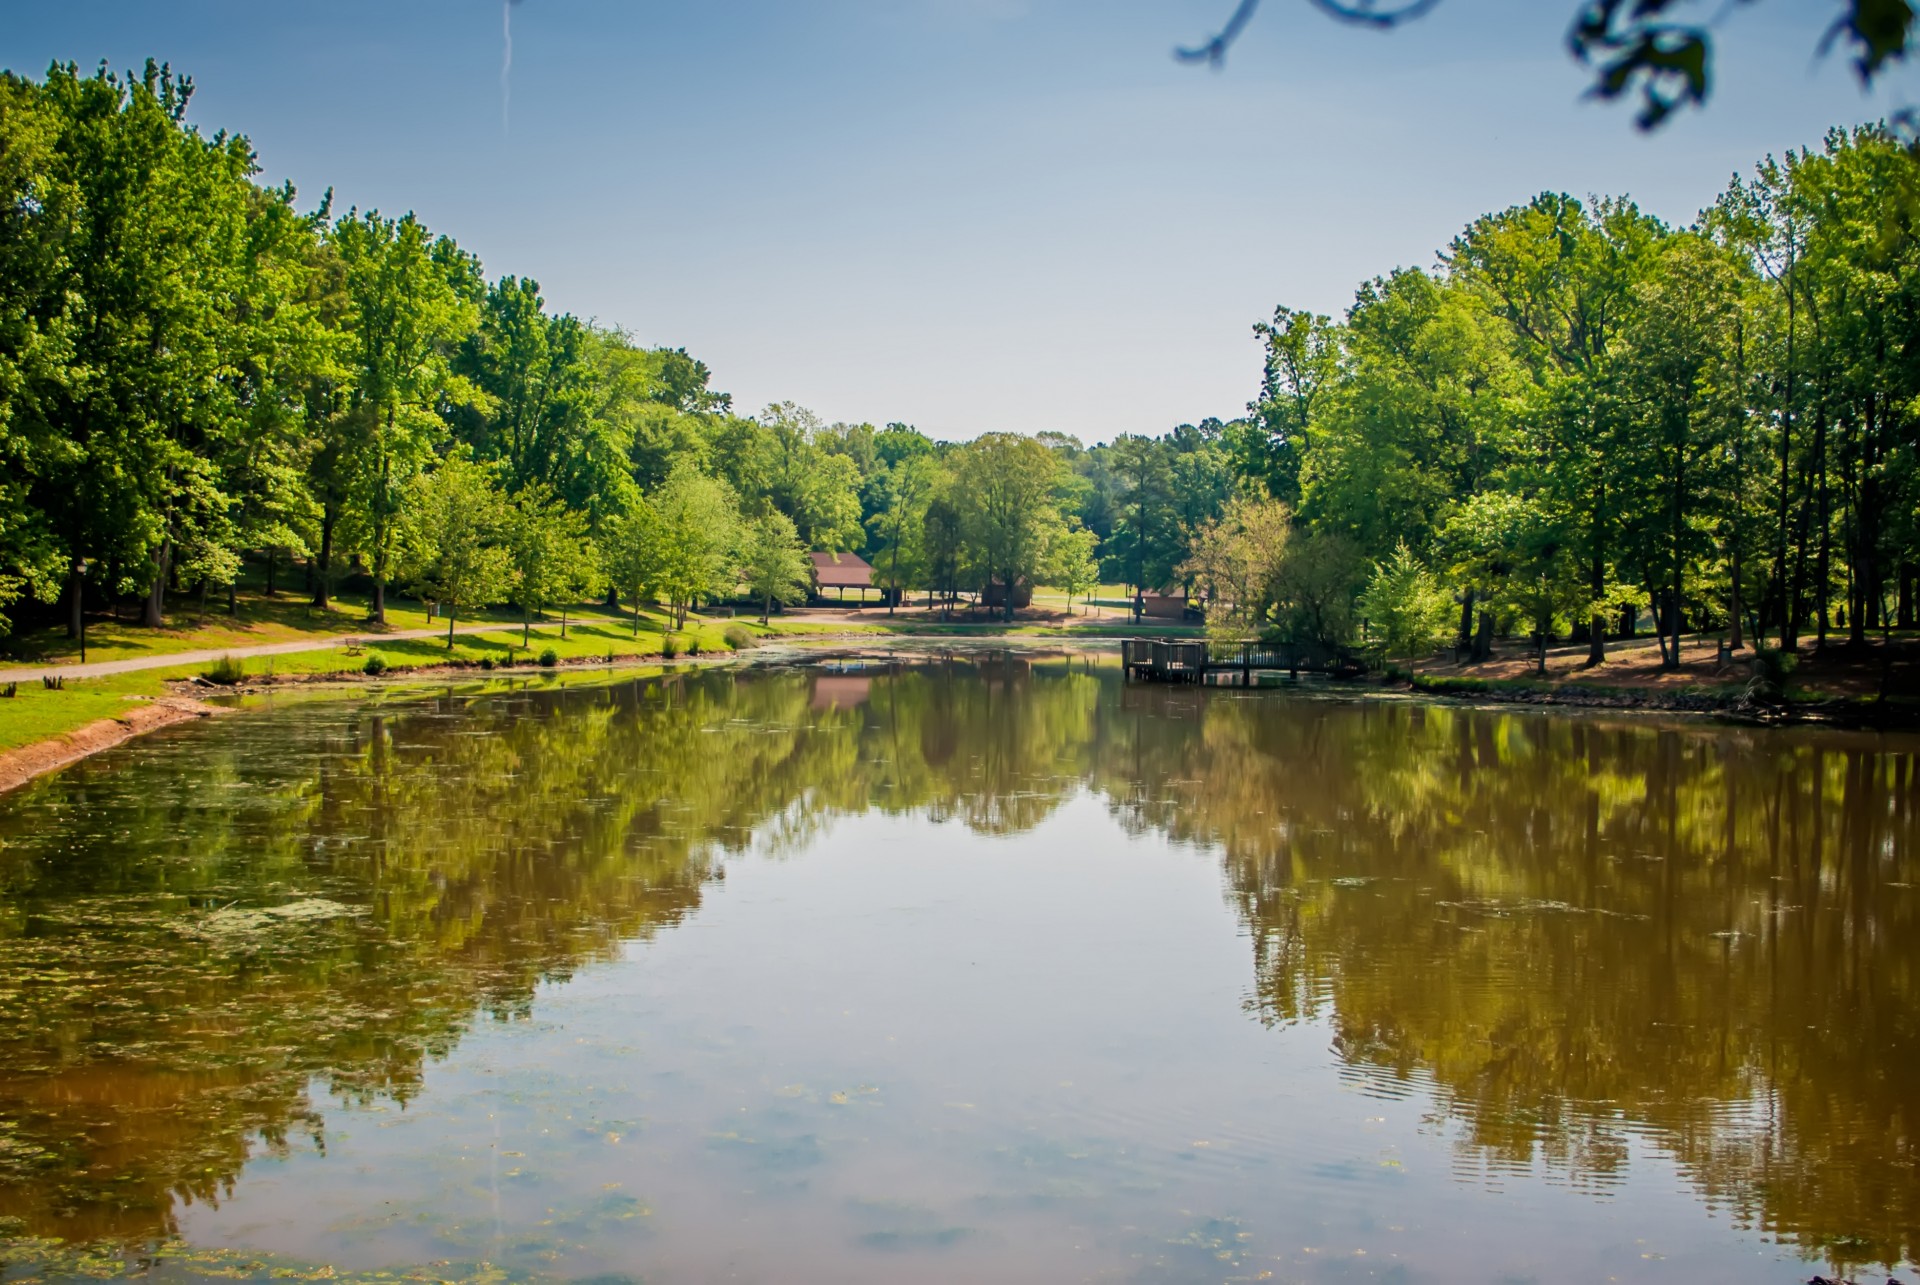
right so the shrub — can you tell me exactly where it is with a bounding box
[538,647,559,668]
[1746,646,1797,705]
[687,637,702,657]
[478,656,494,671]
[203,655,245,685]
[723,623,756,651]
[40,675,63,691]
[2,682,16,698]
[363,653,388,676]
[604,649,614,665]
[660,633,679,659]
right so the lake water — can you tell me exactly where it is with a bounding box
[0,650,1915,1283]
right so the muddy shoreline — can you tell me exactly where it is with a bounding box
[1406,674,1919,730]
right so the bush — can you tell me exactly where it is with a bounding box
[723,623,757,651]
[363,653,388,676]
[478,656,494,671]
[40,675,63,691]
[660,633,678,659]
[687,637,702,657]
[1746,646,1797,704]
[203,655,245,685]
[538,647,558,668]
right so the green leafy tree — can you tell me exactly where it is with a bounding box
[867,454,937,614]
[331,208,483,624]
[602,500,664,637]
[648,463,742,629]
[1358,541,1454,662]
[509,483,597,644]
[1050,524,1102,616]
[396,456,517,648]
[1230,306,1341,504]
[741,512,811,625]
[1183,496,1294,641]
[951,434,1064,620]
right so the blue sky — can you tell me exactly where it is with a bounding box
[6,2,1913,442]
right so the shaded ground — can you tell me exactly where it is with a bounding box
[1411,631,1920,701]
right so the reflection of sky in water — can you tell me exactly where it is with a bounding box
[184,801,1818,1283]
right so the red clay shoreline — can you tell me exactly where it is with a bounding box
[0,697,223,796]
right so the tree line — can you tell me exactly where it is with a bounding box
[0,61,1217,641]
[1193,122,1920,666]
[1,62,1915,656]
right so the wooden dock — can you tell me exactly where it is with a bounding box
[1120,639,1363,684]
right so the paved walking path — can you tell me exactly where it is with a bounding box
[0,619,567,683]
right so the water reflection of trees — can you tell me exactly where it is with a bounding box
[0,659,1913,1265]
[1094,688,1920,1269]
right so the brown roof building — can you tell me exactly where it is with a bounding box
[808,551,875,602]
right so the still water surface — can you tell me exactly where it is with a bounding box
[0,651,1916,1283]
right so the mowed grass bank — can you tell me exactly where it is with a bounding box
[0,608,848,754]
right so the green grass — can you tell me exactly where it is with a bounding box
[0,607,856,757]
[0,672,170,752]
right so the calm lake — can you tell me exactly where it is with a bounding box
[0,649,1915,1283]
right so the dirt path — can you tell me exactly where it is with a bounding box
[0,697,222,795]
[0,619,569,683]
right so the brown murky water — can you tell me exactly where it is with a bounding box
[0,650,1915,1283]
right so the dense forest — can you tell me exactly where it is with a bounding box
[0,61,1916,660]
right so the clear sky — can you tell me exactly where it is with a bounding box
[5,2,1914,443]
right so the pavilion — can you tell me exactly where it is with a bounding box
[808,551,876,605]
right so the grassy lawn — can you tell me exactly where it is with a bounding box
[3,584,867,668]
[1026,583,1137,619]
[0,672,171,752]
[1,587,535,667]
[0,607,859,756]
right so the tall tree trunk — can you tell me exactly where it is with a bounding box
[1789,427,1815,650]
[1729,539,1743,650]
[197,576,210,627]
[447,603,456,650]
[67,566,83,640]
[1775,278,1797,650]
[1457,587,1475,658]
[1815,401,1831,647]
[265,547,277,598]
[313,507,335,609]
[1473,609,1493,662]
[1899,562,1914,630]
[371,428,392,626]
[1666,431,1684,671]
[1586,520,1606,668]
[1844,404,1865,647]
[143,540,172,628]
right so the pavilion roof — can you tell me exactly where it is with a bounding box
[808,551,873,588]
